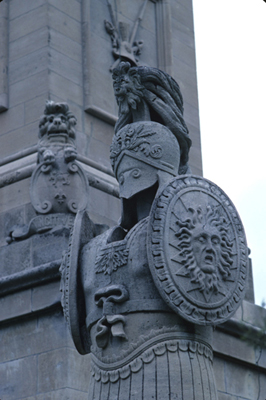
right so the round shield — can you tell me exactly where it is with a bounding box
[147,175,249,325]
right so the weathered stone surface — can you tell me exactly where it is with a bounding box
[49,0,81,22]
[217,393,237,400]
[213,357,226,392]
[32,281,61,312]
[0,311,67,362]
[9,27,47,62]
[0,239,32,275]
[37,347,90,392]
[48,6,81,43]
[36,388,88,400]
[9,70,48,108]
[0,289,31,323]
[9,47,48,85]
[49,28,82,64]
[32,229,70,266]
[0,356,38,400]
[0,104,24,135]
[9,4,47,42]
[224,360,259,398]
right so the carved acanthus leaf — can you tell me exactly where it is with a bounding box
[95,247,129,275]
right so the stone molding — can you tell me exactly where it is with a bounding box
[0,0,9,112]
[0,152,119,197]
[0,259,61,298]
[155,0,173,74]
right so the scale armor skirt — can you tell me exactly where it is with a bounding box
[88,337,218,400]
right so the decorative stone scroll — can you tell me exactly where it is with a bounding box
[148,175,249,325]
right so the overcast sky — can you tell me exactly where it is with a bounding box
[192,0,266,306]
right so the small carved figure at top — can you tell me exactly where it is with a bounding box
[38,101,77,164]
[112,62,192,174]
[104,0,148,71]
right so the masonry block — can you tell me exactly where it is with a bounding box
[9,27,48,63]
[25,93,50,126]
[0,311,69,363]
[48,6,81,43]
[0,238,31,275]
[37,347,91,392]
[9,4,47,42]
[224,360,259,399]
[0,289,31,323]
[9,0,46,20]
[0,356,38,400]
[49,48,82,86]
[213,329,256,366]
[213,357,226,392]
[9,47,48,86]
[0,103,25,136]
[32,281,61,312]
[217,393,237,400]
[49,71,83,107]
[49,28,82,63]
[172,2,194,32]
[9,70,48,107]
[32,228,70,266]
[36,388,88,400]
[0,179,31,213]
[48,0,81,22]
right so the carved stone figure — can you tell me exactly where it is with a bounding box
[7,102,88,242]
[31,101,88,215]
[61,64,248,399]
[105,0,148,71]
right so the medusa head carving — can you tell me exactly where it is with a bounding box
[174,206,234,301]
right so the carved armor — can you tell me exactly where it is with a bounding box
[79,217,218,400]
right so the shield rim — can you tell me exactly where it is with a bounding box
[147,175,249,326]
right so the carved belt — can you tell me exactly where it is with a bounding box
[86,298,171,330]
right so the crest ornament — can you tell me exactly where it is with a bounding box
[147,175,249,325]
[30,101,88,215]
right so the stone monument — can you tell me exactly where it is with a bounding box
[60,62,249,399]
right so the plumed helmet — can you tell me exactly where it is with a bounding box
[110,121,180,180]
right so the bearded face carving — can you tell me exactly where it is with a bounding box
[175,206,234,300]
[112,62,145,115]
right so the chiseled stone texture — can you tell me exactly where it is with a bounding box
[0,310,91,400]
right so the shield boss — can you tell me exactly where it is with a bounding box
[147,176,249,325]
